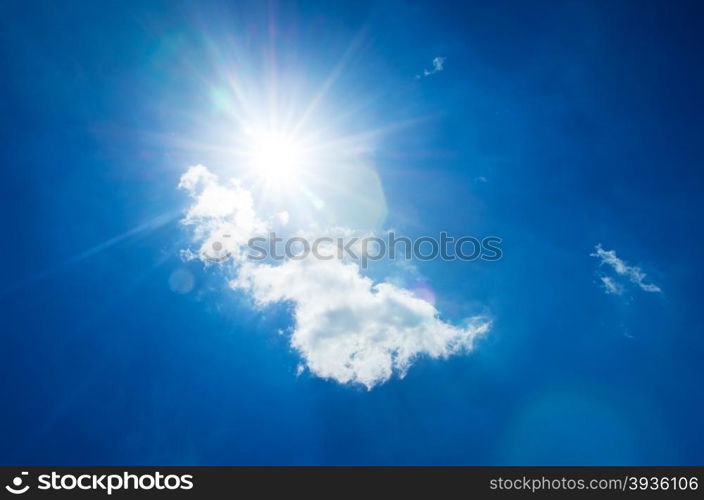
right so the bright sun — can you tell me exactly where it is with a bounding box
[248,132,305,185]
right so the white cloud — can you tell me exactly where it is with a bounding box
[599,276,624,295]
[430,56,446,73]
[179,165,491,389]
[416,56,446,78]
[591,244,661,294]
[275,211,290,226]
[234,258,489,389]
[179,165,267,262]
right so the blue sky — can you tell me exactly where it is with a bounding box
[1,0,703,464]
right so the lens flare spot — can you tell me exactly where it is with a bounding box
[169,268,195,294]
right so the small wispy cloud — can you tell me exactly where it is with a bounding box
[591,244,661,294]
[416,56,446,78]
[600,275,625,295]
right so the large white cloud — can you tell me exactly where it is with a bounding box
[234,258,490,389]
[179,165,490,389]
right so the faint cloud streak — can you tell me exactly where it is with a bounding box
[416,56,446,79]
[591,244,661,294]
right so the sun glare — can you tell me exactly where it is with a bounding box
[248,132,305,184]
